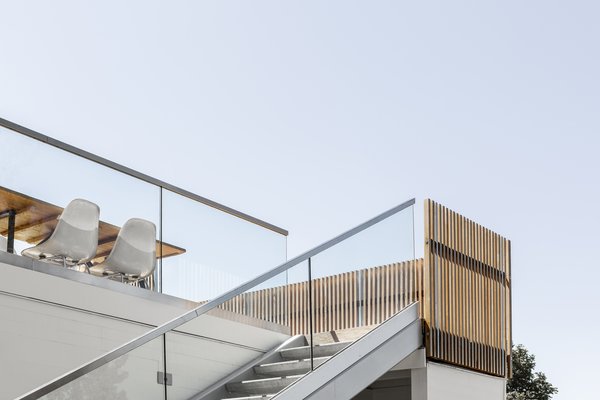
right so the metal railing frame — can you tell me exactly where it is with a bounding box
[16,198,415,399]
[0,117,287,236]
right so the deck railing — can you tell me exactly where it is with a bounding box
[218,200,513,378]
[219,259,425,335]
[10,195,511,400]
[0,118,288,303]
[15,199,416,400]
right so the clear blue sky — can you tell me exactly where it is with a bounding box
[1,1,598,398]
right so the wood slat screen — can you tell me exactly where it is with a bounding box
[423,199,512,377]
[218,259,424,335]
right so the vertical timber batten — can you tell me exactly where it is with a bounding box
[423,199,512,378]
[210,199,511,379]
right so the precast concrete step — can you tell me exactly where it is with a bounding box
[254,357,329,376]
[279,341,351,360]
[226,375,303,396]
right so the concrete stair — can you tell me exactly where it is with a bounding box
[223,342,351,399]
[279,341,350,360]
[253,357,329,376]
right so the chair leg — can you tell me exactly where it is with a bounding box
[45,255,67,268]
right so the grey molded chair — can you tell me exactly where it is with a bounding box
[22,199,100,267]
[90,218,156,282]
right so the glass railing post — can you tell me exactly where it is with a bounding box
[162,334,168,400]
[308,257,314,371]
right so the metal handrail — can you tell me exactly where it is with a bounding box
[0,117,287,236]
[16,198,415,400]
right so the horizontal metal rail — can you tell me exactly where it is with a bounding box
[15,198,415,400]
[0,117,287,236]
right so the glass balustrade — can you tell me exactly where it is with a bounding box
[0,126,161,282]
[0,124,287,293]
[165,261,308,400]
[160,188,287,302]
[21,199,414,400]
[308,203,415,370]
[2,120,418,400]
[38,336,167,400]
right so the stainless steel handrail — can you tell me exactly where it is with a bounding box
[16,198,415,400]
[0,117,287,236]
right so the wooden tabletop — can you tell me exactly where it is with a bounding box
[0,186,185,264]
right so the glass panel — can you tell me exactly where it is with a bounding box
[309,205,415,369]
[39,336,166,400]
[160,189,287,302]
[23,201,413,398]
[0,126,293,398]
[0,127,161,290]
[165,261,309,400]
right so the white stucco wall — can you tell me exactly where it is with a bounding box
[412,362,506,400]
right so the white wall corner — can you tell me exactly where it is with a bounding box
[425,362,506,400]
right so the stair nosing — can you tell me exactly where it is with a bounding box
[257,356,330,368]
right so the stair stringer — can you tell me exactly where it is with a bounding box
[190,334,306,400]
[272,302,422,400]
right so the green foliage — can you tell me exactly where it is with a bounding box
[507,344,558,400]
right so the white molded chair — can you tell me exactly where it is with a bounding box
[22,199,100,266]
[90,218,156,282]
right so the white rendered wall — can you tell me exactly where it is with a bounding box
[411,362,506,400]
[0,260,289,399]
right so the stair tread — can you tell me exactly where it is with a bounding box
[258,356,330,368]
[238,374,305,384]
[282,341,352,352]
[279,341,351,360]
[226,374,304,395]
[254,356,329,377]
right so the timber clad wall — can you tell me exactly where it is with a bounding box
[423,199,512,378]
[218,199,512,378]
[219,259,424,335]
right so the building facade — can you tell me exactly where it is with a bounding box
[0,118,511,400]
